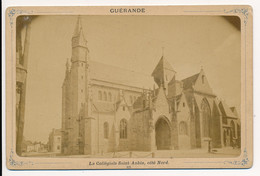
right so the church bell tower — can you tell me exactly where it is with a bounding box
[69,16,89,154]
[71,16,89,63]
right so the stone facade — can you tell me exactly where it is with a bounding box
[48,129,62,153]
[61,17,241,155]
[22,140,45,153]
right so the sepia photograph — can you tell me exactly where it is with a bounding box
[6,5,253,169]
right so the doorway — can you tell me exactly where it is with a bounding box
[155,117,171,150]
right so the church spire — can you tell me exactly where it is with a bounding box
[73,16,83,37]
[72,16,87,48]
[151,53,176,87]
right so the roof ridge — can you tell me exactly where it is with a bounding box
[181,72,200,89]
[181,72,200,81]
[89,60,151,77]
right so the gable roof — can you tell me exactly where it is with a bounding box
[219,101,237,118]
[115,96,130,111]
[230,107,239,118]
[181,73,200,90]
[89,60,154,89]
[132,95,143,109]
[153,85,170,107]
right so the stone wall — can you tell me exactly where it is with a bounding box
[130,110,151,151]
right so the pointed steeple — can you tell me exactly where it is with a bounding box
[73,16,82,37]
[151,54,176,87]
[71,16,89,63]
[72,16,87,48]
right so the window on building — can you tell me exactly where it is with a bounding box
[104,122,109,139]
[98,91,102,100]
[120,119,127,139]
[108,92,112,102]
[202,99,211,137]
[57,137,61,142]
[104,92,107,101]
[57,145,60,150]
[179,121,188,135]
[183,102,185,107]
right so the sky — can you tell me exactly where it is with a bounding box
[22,15,241,143]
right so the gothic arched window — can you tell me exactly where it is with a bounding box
[98,91,102,100]
[201,98,211,137]
[120,119,127,139]
[179,121,188,135]
[104,122,109,139]
[103,92,107,101]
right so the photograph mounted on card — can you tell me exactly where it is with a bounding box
[5,5,253,169]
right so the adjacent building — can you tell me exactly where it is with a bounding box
[48,129,62,153]
[21,139,46,153]
[61,17,240,155]
[16,16,33,156]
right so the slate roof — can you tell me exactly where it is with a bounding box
[151,56,175,77]
[132,96,144,109]
[230,107,239,118]
[89,60,154,89]
[181,73,200,90]
[92,102,115,113]
[73,17,88,47]
[175,94,183,109]
[219,101,237,118]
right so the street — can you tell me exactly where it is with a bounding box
[22,147,240,158]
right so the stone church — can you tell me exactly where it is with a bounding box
[61,17,241,155]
